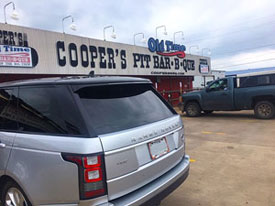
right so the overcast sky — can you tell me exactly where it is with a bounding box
[4,0,275,71]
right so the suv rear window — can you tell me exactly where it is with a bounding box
[74,84,175,135]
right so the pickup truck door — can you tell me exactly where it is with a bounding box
[201,78,234,110]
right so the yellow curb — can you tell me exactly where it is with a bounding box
[201,131,213,134]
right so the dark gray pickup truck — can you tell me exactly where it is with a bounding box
[181,73,275,119]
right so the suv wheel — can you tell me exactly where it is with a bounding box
[185,102,201,117]
[1,181,31,206]
[254,101,275,119]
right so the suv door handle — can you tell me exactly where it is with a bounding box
[0,141,6,148]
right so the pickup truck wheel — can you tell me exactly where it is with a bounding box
[1,181,31,206]
[254,101,275,119]
[185,102,201,117]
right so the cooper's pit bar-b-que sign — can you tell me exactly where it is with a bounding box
[0,23,210,76]
[0,30,28,47]
[56,41,127,69]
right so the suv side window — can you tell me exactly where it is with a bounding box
[17,86,88,136]
[209,79,228,91]
[0,88,17,131]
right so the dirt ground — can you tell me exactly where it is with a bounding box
[161,110,275,206]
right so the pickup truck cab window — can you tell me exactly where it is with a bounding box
[208,79,228,92]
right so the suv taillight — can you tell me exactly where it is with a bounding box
[62,153,107,200]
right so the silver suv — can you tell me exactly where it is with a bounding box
[0,76,190,206]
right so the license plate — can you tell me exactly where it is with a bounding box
[148,137,170,160]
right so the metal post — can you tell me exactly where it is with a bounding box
[62,15,74,33]
[103,25,114,41]
[155,25,167,39]
[173,31,184,43]
[4,1,16,24]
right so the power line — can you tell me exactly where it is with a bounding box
[213,58,275,69]
[186,14,275,38]
[211,43,275,57]
[185,20,275,44]
[212,51,275,67]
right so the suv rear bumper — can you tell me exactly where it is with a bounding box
[106,154,190,206]
[40,155,189,206]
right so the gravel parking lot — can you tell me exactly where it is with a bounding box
[162,110,275,206]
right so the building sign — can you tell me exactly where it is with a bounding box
[147,37,186,58]
[0,45,33,67]
[0,30,28,47]
[0,30,38,68]
[199,59,209,74]
[0,23,210,76]
[56,41,127,69]
[200,64,209,74]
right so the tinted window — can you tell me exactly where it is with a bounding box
[74,84,175,135]
[258,75,270,85]
[0,88,17,131]
[17,86,88,136]
[270,74,275,84]
[233,78,237,88]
